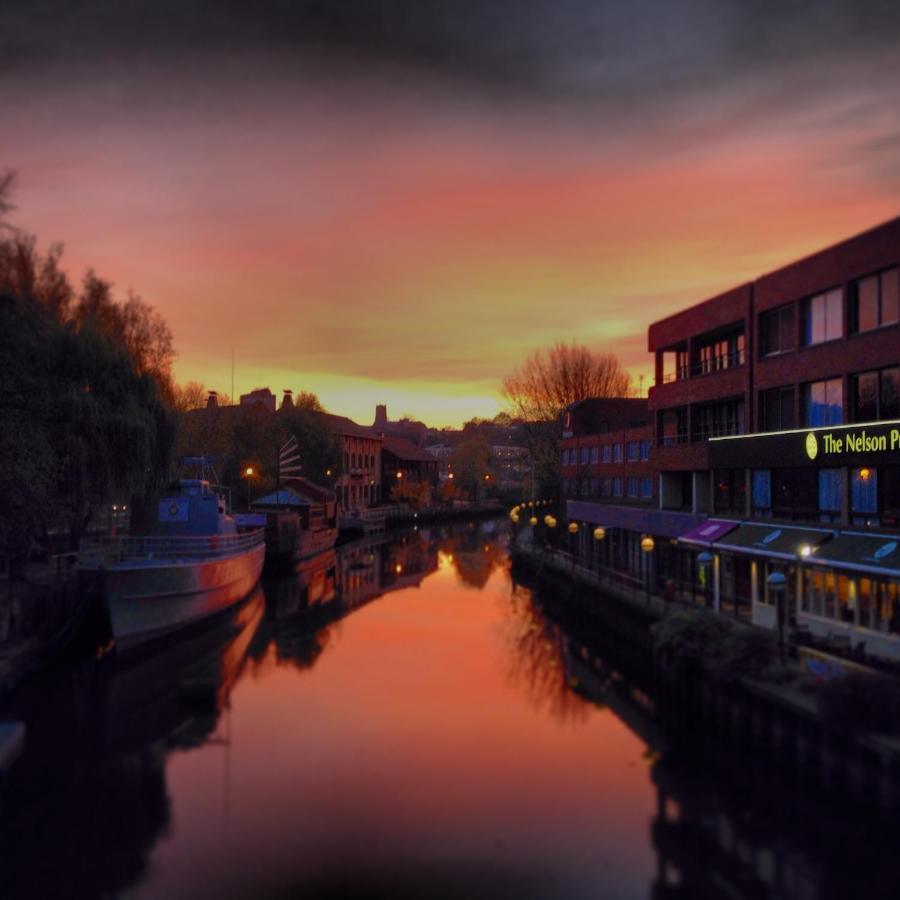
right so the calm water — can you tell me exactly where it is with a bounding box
[2,521,900,899]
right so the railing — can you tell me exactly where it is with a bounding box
[79,529,264,566]
[659,349,746,384]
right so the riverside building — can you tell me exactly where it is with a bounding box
[566,216,900,660]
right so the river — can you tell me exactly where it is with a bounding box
[1,520,899,899]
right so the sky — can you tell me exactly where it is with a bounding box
[3,1,900,426]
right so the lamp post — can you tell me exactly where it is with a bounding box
[697,551,713,609]
[593,526,606,578]
[640,535,655,605]
[568,521,579,573]
[767,570,787,661]
[242,465,256,510]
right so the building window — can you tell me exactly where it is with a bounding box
[773,468,818,520]
[640,439,651,461]
[693,398,745,441]
[602,445,611,463]
[602,477,612,497]
[851,267,899,334]
[640,476,653,499]
[627,476,638,498]
[612,444,622,463]
[759,386,794,432]
[802,288,843,346]
[660,407,688,445]
[818,469,842,518]
[590,446,598,464]
[714,469,746,515]
[696,328,745,374]
[752,470,771,512]
[613,477,623,497]
[626,441,639,461]
[561,450,568,466]
[883,466,900,527]
[804,378,843,426]
[851,366,900,423]
[580,446,589,465]
[760,304,794,356]
[851,467,878,518]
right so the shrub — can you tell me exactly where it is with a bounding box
[818,672,900,736]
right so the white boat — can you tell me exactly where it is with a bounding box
[80,471,265,653]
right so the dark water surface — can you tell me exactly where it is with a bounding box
[2,522,899,899]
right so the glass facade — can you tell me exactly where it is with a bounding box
[851,267,899,334]
[760,303,794,356]
[851,366,900,423]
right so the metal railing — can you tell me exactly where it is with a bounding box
[79,529,264,566]
[659,349,746,384]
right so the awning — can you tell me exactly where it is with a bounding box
[679,519,740,547]
[714,523,834,561]
[804,532,900,578]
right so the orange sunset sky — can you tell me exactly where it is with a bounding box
[4,1,900,426]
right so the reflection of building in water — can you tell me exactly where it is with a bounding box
[443,522,508,589]
[522,581,900,900]
[0,589,264,898]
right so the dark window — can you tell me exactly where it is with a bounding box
[626,476,638,498]
[602,445,611,463]
[626,441,639,461]
[773,468,818,521]
[882,466,900,527]
[640,439,651,461]
[660,408,688,445]
[851,366,900,423]
[640,477,653,499]
[759,386,795,432]
[804,378,843,426]
[760,304,794,356]
[613,477,623,497]
[693,398,745,441]
[612,444,622,463]
[851,267,899,334]
[802,288,843,346]
[714,469,746,515]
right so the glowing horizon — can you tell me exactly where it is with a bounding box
[4,4,900,428]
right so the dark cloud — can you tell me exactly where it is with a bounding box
[3,0,900,108]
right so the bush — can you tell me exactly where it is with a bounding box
[818,672,900,736]
[652,609,778,684]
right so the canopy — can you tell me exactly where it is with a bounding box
[713,523,834,561]
[678,519,740,547]
[804,532,900,578]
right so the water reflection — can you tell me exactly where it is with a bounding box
[2,522,899,899]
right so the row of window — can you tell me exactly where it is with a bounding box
[561,440,651,466]
[759,365,900,430]
[345,452,377,471]
[563,476,654,499]
[745,465,900,526]
[760,266,899,357]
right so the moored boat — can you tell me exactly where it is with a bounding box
[241,476,338,572]
[79,466,265,653]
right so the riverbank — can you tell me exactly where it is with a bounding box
[511,532,900,812]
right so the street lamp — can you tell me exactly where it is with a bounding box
[697,551,713,609]
[242,465,257,509]
[767,570,788,661]
[640,535,655,605]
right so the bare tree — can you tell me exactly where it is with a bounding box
[501,341,632,495]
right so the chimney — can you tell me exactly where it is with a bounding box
[207,390,218,409]
[374,404,388,426]
[281,389,294,410]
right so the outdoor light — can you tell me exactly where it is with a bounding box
[396,471,403,479]
[529,516,538,526]
[640,535,655,553]
[593,526,606,541]
[860,467,872,482]
[395,563,403,574]
[568,522,579,534]
[448,473,454,479]
[244,466,255,477]
[798,544,813,558]
[326,468,332,477]
[544,515,553,526]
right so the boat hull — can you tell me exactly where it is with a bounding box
[102,544,265,652]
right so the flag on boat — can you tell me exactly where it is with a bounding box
[278,435,302,478]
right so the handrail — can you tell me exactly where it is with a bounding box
[79,529,264,567]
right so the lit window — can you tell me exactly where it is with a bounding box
[802,288,843,346]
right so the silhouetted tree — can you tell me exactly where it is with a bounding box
[501,341,632,496]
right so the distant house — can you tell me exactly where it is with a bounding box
[382,436,439,500]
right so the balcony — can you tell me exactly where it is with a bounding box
[658,348,745,384]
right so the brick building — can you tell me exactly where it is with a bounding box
[567,216,900,659]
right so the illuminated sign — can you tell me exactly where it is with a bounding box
[710,420,900,469]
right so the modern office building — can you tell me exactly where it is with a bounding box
[567,216,900,658]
